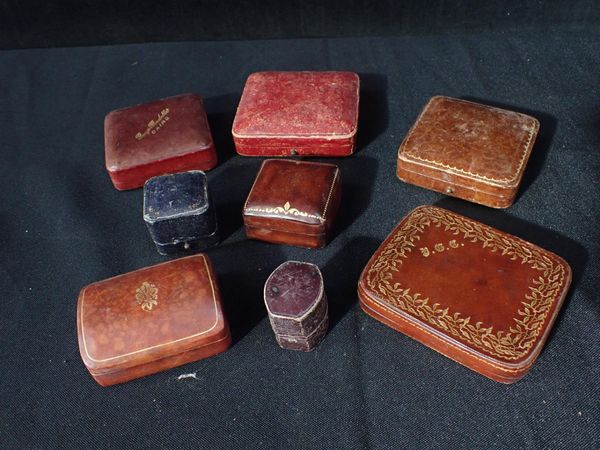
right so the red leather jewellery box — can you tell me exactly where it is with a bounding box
[77,254,231,386]
[232,71,360,157]
[243,159,342,248]
[358,206,571,383]
[104,93,218,190]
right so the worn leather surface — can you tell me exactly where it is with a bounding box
[77,254,230,385]
[243,159,341,248]
[397,96,539,208]
[104,93,217,189]
[358,206,571,383]
[275,311,329,352]
[264,262,327,338]
[2,33,599,449]
[232,71,359,156]
[143,171,218,254]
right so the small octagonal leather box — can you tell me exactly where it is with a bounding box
[358,206,571,383]
[77,254,231,386]
[264,261,329,352]
[143,171,219,255]
[243,159,342,248]
[397,96,540,208]
[232,71,360,157]
[105,93,217,190]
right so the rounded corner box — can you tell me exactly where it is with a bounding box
[76,254,231,386]
[357,205,571,383]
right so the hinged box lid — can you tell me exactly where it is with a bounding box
[143,171,216,242]
[358,206,571,383]
[397,96,539,208]
[77,255,229,376]
[243,159,341,238]
[232,71,359,157]
[104,93,217,190]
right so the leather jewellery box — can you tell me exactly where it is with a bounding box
[77,254,231,386]
[143,171,219,255]
[358,206,571,383]
[104,93,218,190]
[243,159,342,248]
[232,71,360,157]
[397,96,540,208]
[264,261,329,352]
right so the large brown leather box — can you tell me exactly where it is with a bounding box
[358,206,571,383]
[77,254,231,386]
[397,96,540,208]
[243,159,342,249]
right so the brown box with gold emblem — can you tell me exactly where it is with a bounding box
[77,254,231,386]
[358,206,571,383]
[397,96,540,208]
[243,159,342,249]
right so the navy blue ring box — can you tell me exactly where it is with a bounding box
[143,171,219,255]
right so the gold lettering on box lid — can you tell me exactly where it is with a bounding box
[135,108,170,140]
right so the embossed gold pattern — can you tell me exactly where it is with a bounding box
[245,201,322,221]
[365,207,566,360]
[135,282,158,311]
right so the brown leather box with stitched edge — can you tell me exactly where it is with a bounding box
[397,96,540,208]
[243,159,342,249]
[358,206,572,383]
[77,254,231,386]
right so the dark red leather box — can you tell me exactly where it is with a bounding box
[358,206,571,383]
[232,71,360,157]
[77,254,231,386]
[397,96,539,208]
[243,159,342,248]
[264,261,329,352]
[104,93,217,190]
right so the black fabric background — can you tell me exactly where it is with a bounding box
[1,0,600,50]
[0,31,599,449]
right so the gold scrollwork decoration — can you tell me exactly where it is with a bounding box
[365,207,565,360]
[245,201,322,221]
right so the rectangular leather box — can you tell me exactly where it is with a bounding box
[243,159,342,249]
[397,96,540,208]
[143,171,219,255]
[105,93,218,190]
[358,206,571,383]
[232,71,359,157]
[77,254,230,386]
[264,261,329,352]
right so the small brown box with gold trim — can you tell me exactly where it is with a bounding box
[358,206,571,383]
[243,159,342,249]
[76,254,231,386]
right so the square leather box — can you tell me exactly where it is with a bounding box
[104,93,218,190]
[397,96,540,208]
[143,171,219,255]
[232,71,360,157]
[358,206,571,383]
[243,159,342,248]
[77,254,231,386]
